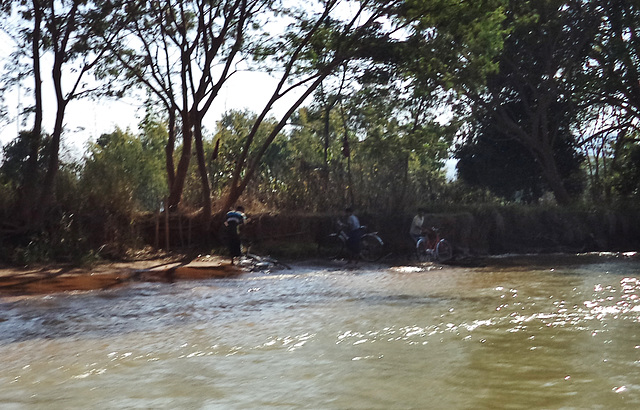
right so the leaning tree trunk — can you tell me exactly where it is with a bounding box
[222,69,337,213]
[192,115,212,228]
[537,148,572,205]
[166,112,193,211]
[165,108,177,194]
[35,107,65,226]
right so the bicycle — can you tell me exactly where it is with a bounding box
[238,239,292,271]
[320,225,385,262]
[416,227,453,263]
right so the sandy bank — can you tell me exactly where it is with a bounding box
[0,254,241,297]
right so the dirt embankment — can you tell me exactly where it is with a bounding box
[0,254,241,298]
[2,206,638,297]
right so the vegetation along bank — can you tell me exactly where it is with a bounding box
[137,206,640,261]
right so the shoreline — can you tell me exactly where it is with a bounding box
[1,251,637,298]
[0,254,241,298]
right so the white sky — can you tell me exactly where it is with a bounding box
[0,65,296,155]
[0,3,310,155]
[0,0,394,153]
[0,20,301,152]
[0,12,458,178]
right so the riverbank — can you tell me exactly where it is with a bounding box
[0,253,242,298]
[3,204,640,297]
[228,205,640,258]
[2,249,638,298]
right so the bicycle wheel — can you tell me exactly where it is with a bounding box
[435,239,453,262]
[319,234,345,260]
[416,238,432,262]
[360,234,384,262]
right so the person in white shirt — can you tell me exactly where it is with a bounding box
[409,208,431,244]
[343,207,362,257]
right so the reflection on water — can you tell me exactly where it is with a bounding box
[1,254,639,409]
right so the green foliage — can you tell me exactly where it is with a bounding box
[201,87,457,214]
[400,0,509,92]
[0,158,106,264]
[81,126,167,213]
[456,101,585,202]
[0,131,50,188]
[205,110,280,205]
[37,120,169,260]
[457,0,594,205]
[582,0,640,121]
[349,113,451,211]
[611,140,640,200]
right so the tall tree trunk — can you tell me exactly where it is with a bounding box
[34,41,68,225]
[192,114,212,228]
[18,0,44,225]
[30,0,43,150]
[36,105,66,225]
[166,113,193,211]
[165,108,177,194]
[346,152,354,206]
[394,152,410,212]
[537,148,572,205]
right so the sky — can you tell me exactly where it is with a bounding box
[1,67,457,178]
[0,62,296,157]
[0,21,301,152]
[0,23,457,178]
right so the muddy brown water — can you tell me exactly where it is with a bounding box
[1,253,639,409]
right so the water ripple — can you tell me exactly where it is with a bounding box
[1,255,639,408]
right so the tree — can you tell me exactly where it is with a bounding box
[463,0,602,204]
[81,125,167,214]
[3,0,122,226]
[572,1,640,203]
[584,0,640,123]
[333,81,455,211]
[304,0,510,211]
[456,101,584,202]
[284,106,348,211]
[213,0,409,212]
[105,0,414,215]
[1,0,45,224]
[104,0,263,222]
[223,0,511,212]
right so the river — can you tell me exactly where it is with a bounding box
[1,253,639,409]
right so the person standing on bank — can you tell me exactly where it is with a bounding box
[410,208,426,244]
[410,207,434,245]
[343,207,363,260]
[224,206,246,265]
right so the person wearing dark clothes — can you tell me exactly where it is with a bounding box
[225,206,246,264]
